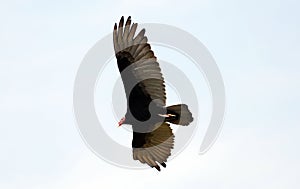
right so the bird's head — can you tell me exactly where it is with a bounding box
[118,117,126,127]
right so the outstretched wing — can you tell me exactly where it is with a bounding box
[132,122,174,171]
[113,16,166,107]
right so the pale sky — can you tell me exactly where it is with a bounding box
[1,0,300,188]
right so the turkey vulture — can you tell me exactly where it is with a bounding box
[113,16,193,171]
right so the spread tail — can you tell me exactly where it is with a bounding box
[165,104,193,126]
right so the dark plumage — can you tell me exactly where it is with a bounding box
[113,16,193,171]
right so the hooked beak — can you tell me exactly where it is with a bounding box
[118,117,125,127]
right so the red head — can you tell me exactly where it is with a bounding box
[118,117,126,127]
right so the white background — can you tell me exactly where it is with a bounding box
[1,0,299,188]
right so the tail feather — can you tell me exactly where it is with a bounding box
[166,104,193,126]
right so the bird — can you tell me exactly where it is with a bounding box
[113,16,193,171]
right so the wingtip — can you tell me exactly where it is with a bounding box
[160,162,166,168]
[153,165,161,171]
[114,23,117,30]
[139,28,146,36]
[125,16,132,26]
[119,16,124,27]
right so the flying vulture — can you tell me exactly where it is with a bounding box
[113,16,193,171]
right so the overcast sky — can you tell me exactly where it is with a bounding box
[1,0,300,188]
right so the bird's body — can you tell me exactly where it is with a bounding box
[113,16,193,171]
